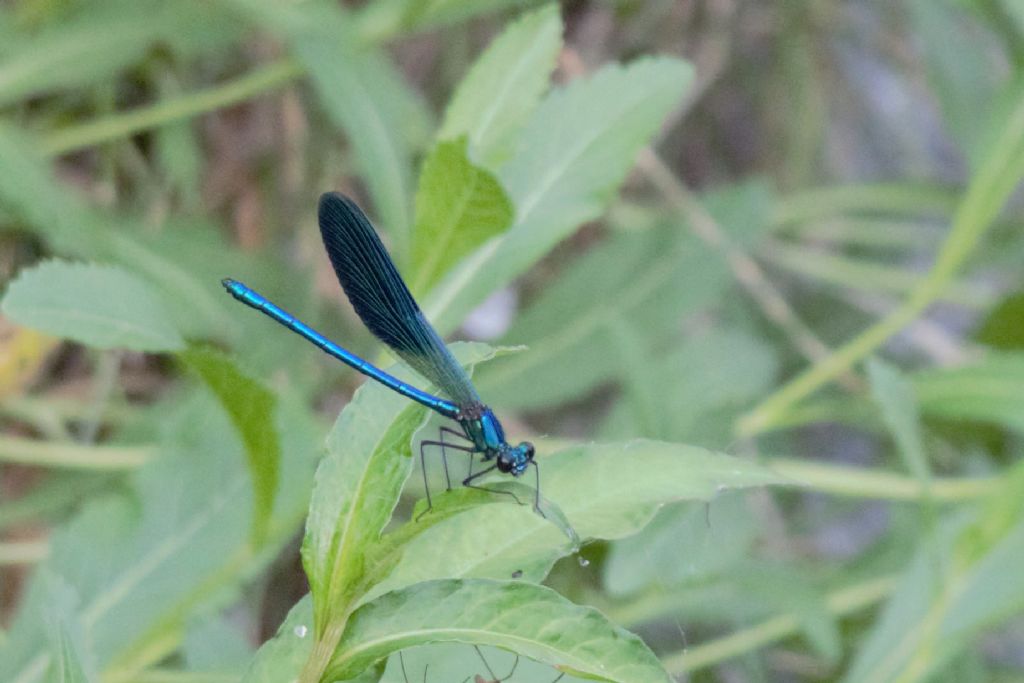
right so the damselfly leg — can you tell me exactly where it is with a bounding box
[417,426,475,520]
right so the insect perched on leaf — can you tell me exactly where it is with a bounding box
[223,192,543,514]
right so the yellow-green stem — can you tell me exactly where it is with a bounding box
[42,59,302,157]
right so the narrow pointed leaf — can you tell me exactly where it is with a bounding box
[438,4,562,166]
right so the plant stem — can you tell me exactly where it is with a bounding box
[299,619,349,683]
[769,458,998,501]
[0,539,49,565]
[739,87,1024,437]
[771,183,957,229]
[41,59,303,157]
[0,435,152,469]
[664,574,896,675]
[762,241,993,309]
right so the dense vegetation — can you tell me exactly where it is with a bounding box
[2,2,1024,682]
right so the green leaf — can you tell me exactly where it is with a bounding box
[975,291,1024,349]
[1,260,184,353]
[326,579,671,683]
[410,138,513,295]
[476,228,729,410]
[366,440,784,598]
[0,125,234,341]
[913,352,1024,433]
[302,343,501,633]
[0,1,243,107]
[0,392,321,683]
[603,493,759,596]
[182,346,280,548]
[182,616,254,674]
[424,57,694,333]
[438,4,562,167]
[604,328,778,445]
[868,358,930,483]
[241,596,315,683]
[844,501,1024,682]
[0,5,155,107]
[380,643,583,683]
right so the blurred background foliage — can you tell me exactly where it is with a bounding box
[2,0,1024,681]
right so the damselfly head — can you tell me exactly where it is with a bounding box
[497,442,534,476]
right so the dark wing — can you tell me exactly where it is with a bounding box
[317,192,481,407]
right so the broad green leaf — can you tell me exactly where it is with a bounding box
[1,260,184,353]
[182,616,254,674]
[603,493,758,597]
[913,352,1024,433]
[0,392,320,683]
[424,57,694,333]
[438,4,562,167]
[731,564,841,665]
[326,579,671,683]
[476,228,729,410]
[225,0,423,251]
[868,358,930,483]
[0,126,233,341]
[366,440,784,599]
[602,328,778,445]
[303,343,500,633]
[410,138,513,294]
[182,346,280,548]
[380,643,587,683]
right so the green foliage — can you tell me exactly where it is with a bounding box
[326,579,669,683]
[438,4,562,167]
[257,342,780,681]
[424,56,694,332]
[182,346,280,547]
[914,352,1024,433]
[1,260,184,352]
[410,138,513,295]
[4,2,1024,682]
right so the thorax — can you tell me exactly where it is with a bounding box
[458,403,506,456]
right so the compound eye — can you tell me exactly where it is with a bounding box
[496,455,513,473]
[522,442,535,460]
